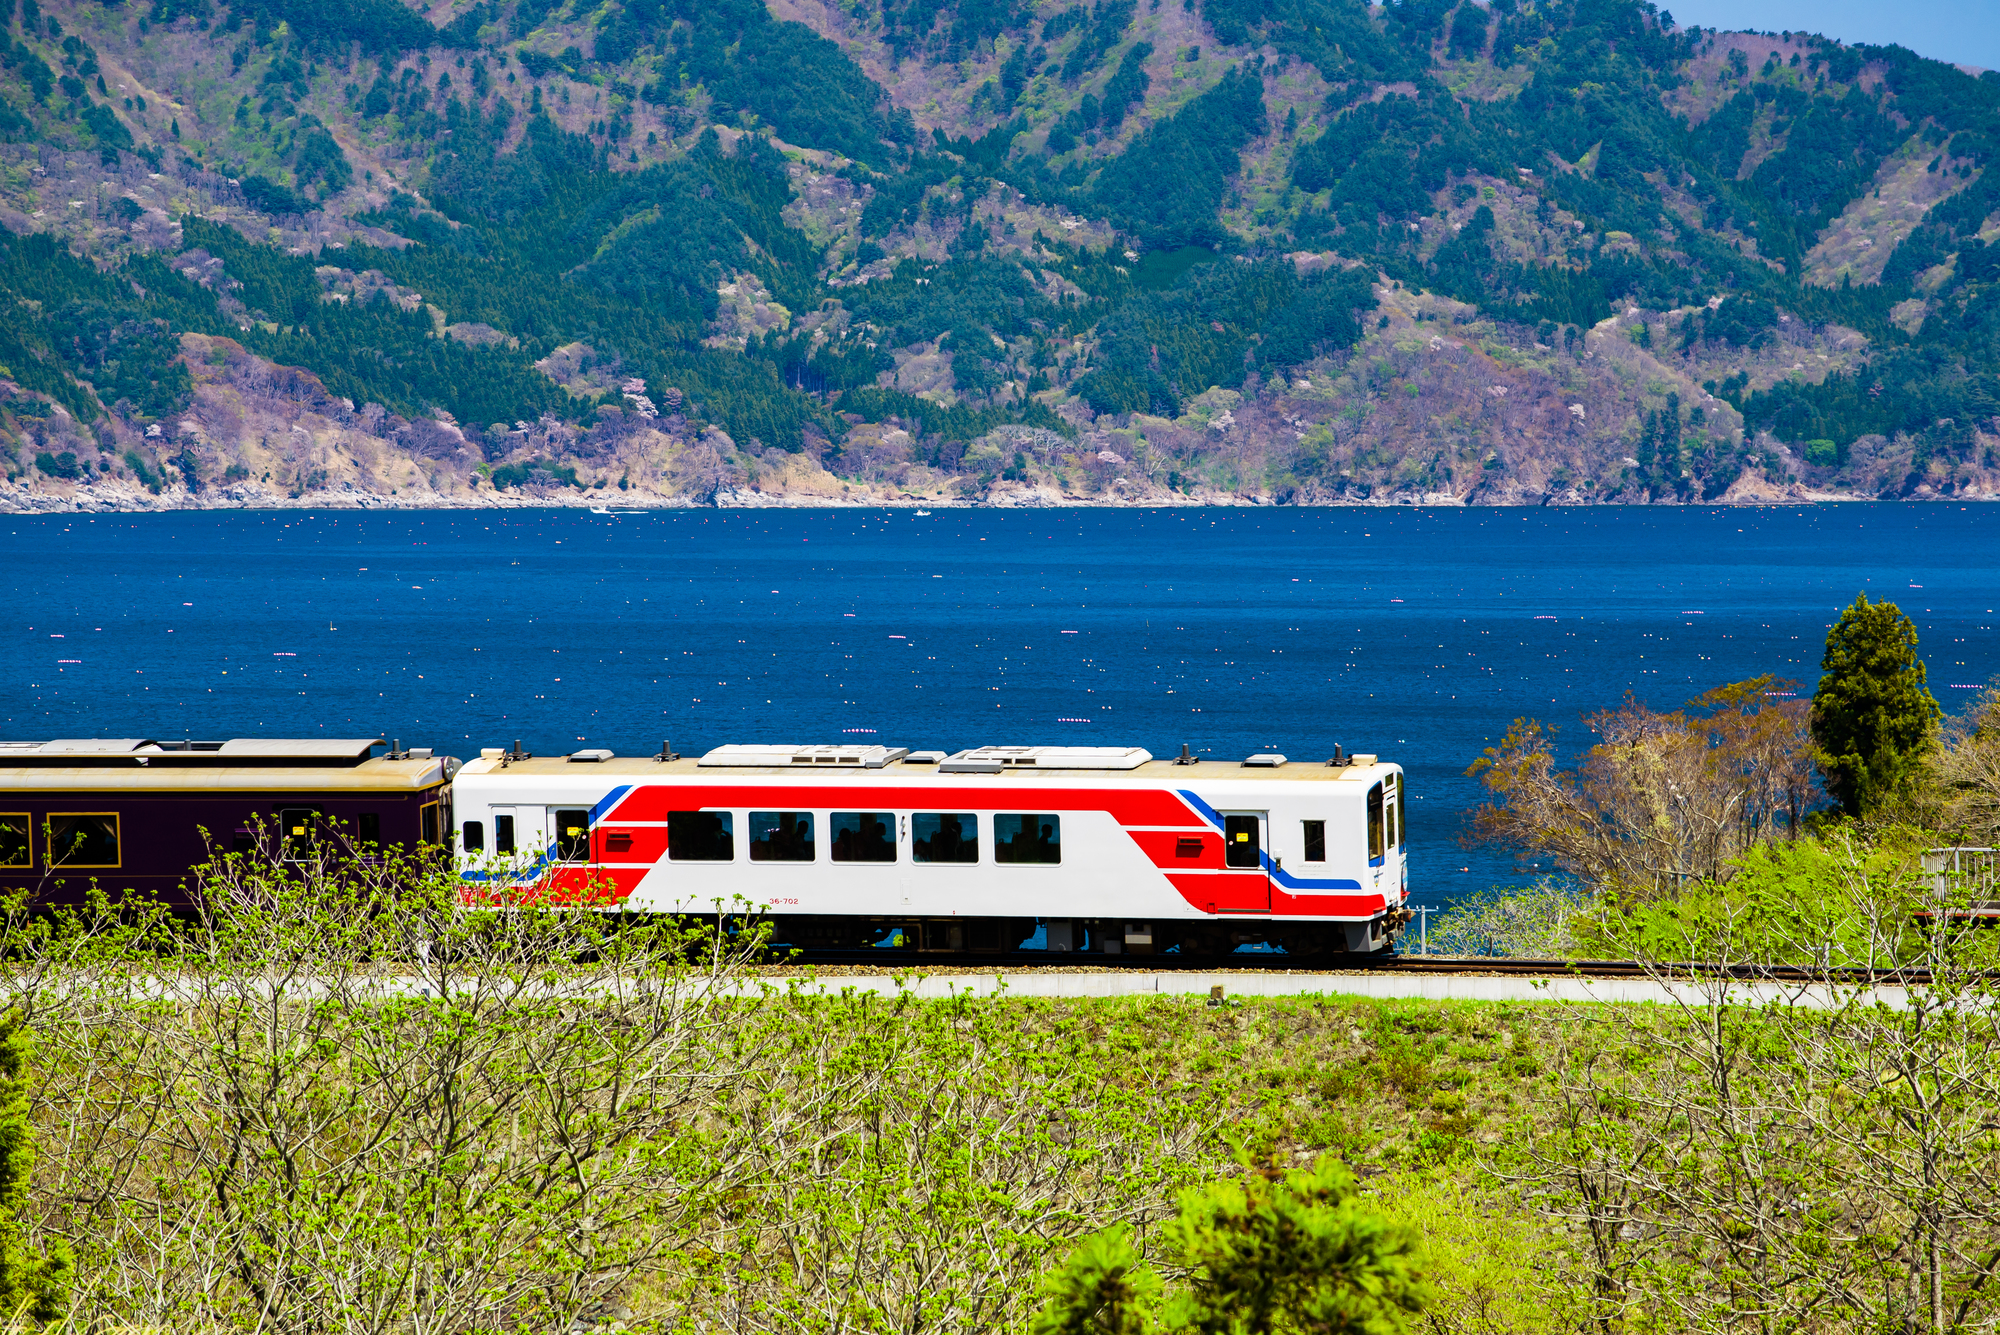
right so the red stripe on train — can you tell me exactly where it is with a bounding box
[607,784,1207,828]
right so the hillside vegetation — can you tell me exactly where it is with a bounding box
[8,834,2000,1331]
[0,0,1997,510]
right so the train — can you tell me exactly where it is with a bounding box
[0,737,456,906]
[1,736,1410,956]
[456,741,1410,956]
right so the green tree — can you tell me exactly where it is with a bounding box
[0,1008,69,1325]
[1034,1156,1426,1335]
[1810,593,1941,818]
[1031,1225,1161,1335]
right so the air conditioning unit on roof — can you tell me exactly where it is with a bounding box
[943,746,1152,771]
[699,744,910,768]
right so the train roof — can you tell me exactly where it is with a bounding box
[459,743,1398,785]
[0,739,457,793]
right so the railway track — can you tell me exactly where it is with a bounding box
[770,951,1938,986]
[1378,957,1940,985]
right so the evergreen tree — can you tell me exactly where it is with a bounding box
[1810,593,1941,818]
[0,1007,68,1325]
[1032,1156,1426,1335]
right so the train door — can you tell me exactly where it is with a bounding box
[1213,811,1271,912]
[548,807,592,864]
[490,806,549,864]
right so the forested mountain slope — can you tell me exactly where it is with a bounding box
[0,0,1995,510]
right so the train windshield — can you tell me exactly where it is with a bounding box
[1366,784,1385,864]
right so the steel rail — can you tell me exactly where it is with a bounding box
[771,949,1944,986]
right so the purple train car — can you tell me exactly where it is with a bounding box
[0,738,459,907]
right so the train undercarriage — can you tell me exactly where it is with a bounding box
[763,911,1407,959]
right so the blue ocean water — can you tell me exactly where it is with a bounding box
[6,504,1998,910]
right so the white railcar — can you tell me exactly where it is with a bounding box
[452,743,1410,956]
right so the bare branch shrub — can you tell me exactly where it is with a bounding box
[29,837,767,1334]
[1519,838,2000,1333]
[1427,878,1588,958]
[1467,675,1817,902]
[1,836,1239,1333]
[1927,684,2000,842]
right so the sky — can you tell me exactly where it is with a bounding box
[1660,0,2000,71]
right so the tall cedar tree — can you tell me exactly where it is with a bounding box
[0,1008,68,1323]
[1810,593,1941,817]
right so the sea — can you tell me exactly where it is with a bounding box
[7,503,1998,913]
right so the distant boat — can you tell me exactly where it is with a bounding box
[591,507,645,515]
[915,509,931,516]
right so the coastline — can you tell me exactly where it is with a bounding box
[0,475,1956,515]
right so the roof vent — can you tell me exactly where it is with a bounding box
[905,750,947,763]
[568,748,614,763]
[216,739,385,758]
[939,757,1006,774]
[1349,753,1379,766]
[699,744,910,768]
[1243,753,1288,767]
[34,739,158,754]
[944,746,1153,771]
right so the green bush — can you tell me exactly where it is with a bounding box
[124,449,161,493]
[1032,1155,1427,1334]
[33,449,78,479]
[0,1007,68,1322]
[490,458,579,489]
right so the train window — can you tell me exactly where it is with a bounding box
[1396,779,1407,851]
[668,811,735,862]
[357,812,381,845]
[495,814,516,855]
[912,813,978,864]
[1223,815,1262,869]
[830,812,896,862]
[1366,784,1385,865]
[553,809,590,862]
[421,803,442,846]
[750,812,815,862]
[1383,781,1397,851]
[280,807,317,862]
[994,814,1060,864]
[463,820,485,853]
[46,813,119,868]
[0,815,28,868]
[1302,820,1326,862]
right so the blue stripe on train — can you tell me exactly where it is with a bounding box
[1175,788,1363,893]
[460,785,634,884]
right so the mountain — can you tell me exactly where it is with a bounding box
[0,0,1996,511]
